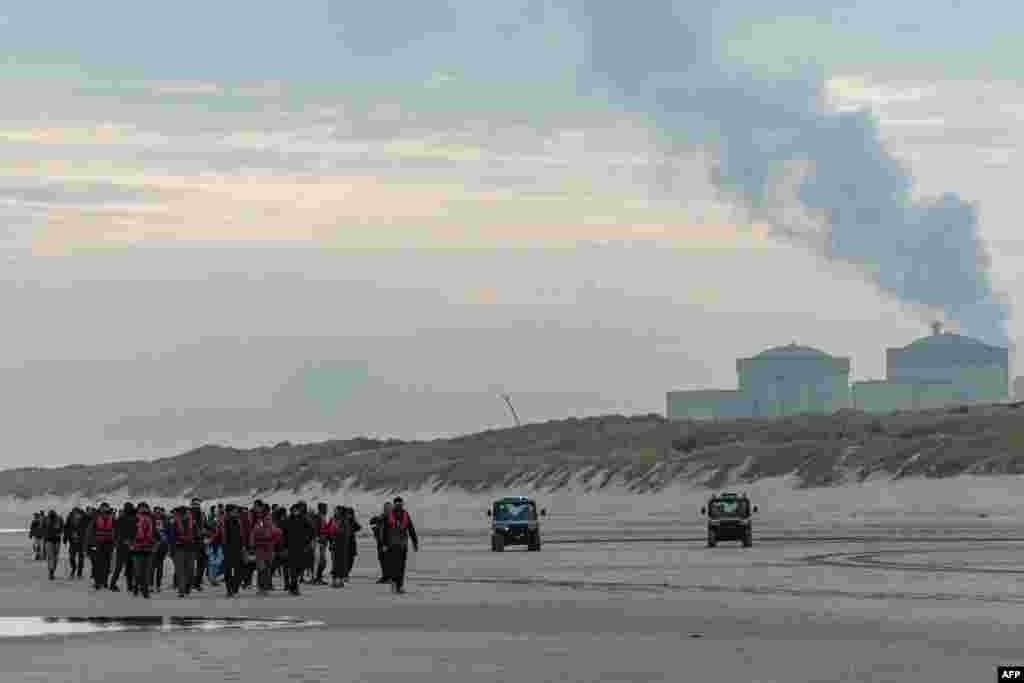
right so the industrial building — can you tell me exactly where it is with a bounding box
[667,343,852,420]
[852,322,1009,413]
[667,323,1009,420]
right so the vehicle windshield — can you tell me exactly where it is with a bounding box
[493,501,533,522]
[708,498,749,518]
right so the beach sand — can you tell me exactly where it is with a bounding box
[1,504,1023,682]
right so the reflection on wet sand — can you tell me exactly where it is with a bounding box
[0,616,324,639]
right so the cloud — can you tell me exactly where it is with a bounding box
[825,76,939,109]
[0,76,776,253]
[231,81,286,98]
[574,0,1013,345]
[0,177,160,207]
[875,117,946,128]
[145,81,225,97]
[821,75,1024,226]
[0,124,170,147]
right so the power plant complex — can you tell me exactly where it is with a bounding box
[667,323,1011,420]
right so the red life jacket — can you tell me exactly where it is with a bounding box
[94,514,114,544]
[174,511,193,546]
[133,513,155,550]
[319,518,334,539]
[253,517,274,546]
[387,510,410,529]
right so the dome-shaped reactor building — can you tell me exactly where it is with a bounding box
[852,323,1009,412]
[736,344,852,417]
[667,342,852,420]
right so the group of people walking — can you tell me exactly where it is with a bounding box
[27,496,420,597]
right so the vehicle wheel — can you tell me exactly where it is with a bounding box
[493,534,504,552]
[707,530,716,548]
[742,531,752,548]
[528,532,541,552]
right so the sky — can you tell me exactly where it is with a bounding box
[1,1,1023,467]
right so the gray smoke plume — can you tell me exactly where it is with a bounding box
[577,1,1010,346]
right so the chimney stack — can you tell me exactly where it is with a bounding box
[931,321,943,336]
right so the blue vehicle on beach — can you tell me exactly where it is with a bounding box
[486,497,546,552]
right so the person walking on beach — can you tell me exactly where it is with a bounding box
[130,502,155,598]
[272,506,288,588]
[240,504,255,590]
[150,507,170,593]
[326,505,343,587]
[370,502,392,583]
[314,502,331,585]
[206,505,224,588]
[189,498,208,592]
[343,507,361,580]
[108,502,135,592]
[383,497,418,594]
[172,504,196,597]
[30,513,43,561]
[83,506,97,584]
[91,503,115,590]
[222,504,245,597]
[297,502,313,584]
[63,507,86,580]
[282,503,314,596]
[250,503,277,595]
[304,502,318,583]
[42,509,64,581]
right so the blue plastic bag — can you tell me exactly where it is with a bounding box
[207,544,224,579]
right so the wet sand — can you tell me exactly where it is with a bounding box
[1,518,1021,682]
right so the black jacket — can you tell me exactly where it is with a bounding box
[346,517,362,553]
[223,515,244,551]
[83,513,96,548]
[189,507,207,547]
[281,515,314,553]
[115,511,136,546]
[42,515,63,542]
[63,512,86,547]
[369,515,386,551]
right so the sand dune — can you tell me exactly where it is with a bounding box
[6,407,1024,530]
